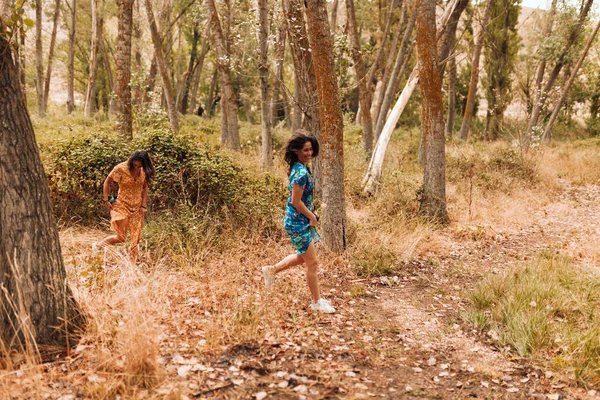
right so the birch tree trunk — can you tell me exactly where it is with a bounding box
[524,0,593,151]
[543,19,600,142]
[363,0,459,194]
[347,0,374,153]
[84,0,99,117]
[305,0,347,253]
[35,0,44,117]
[145,0,180,132]
[458,0,492,140]
[207,0,240,149]
[42,0,62,115]
[115,0,134,138]
[0,33,84,350]
[415,0,447,222]
[257,0,273,167]
[67,0,76,114]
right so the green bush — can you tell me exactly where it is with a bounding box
[43,129,286,232]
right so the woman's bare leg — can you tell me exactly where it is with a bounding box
[273,253,304,274]
[300,243,320,303]
[96,218,128,247]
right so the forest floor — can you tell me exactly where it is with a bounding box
[5,182,600,399]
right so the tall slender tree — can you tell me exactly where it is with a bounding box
[35,0,44,117]
[84,0,100,117]
[67,0,76,114]
[0,14,83,351]
[257,0,272,167]
[305,0,347,253]
[115,0,135,138]
[415,0,448,221]
[42,0,62,114]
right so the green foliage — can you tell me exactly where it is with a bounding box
[43,129,286,232]
[351,244,398,278]
[463,253,600,385]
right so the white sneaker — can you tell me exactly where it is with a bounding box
[310,298,335,314]
[262,266,275,289]
[91,242,99,257]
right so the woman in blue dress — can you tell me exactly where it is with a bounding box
[262,130,335,314]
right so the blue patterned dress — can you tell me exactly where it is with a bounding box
[284,162,320,254]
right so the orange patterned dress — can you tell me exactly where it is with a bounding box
[108,162,146,260]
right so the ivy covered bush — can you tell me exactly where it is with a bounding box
[42,129,286,233]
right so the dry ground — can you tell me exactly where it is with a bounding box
[3,182,600,400]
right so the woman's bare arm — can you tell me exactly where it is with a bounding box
[291,183,317,227]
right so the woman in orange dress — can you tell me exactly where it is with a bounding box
[92,150,154,263]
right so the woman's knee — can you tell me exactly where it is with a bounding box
[306,260,319,273]
[115,234,126,243]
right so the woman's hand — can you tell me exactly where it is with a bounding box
[104,200,112,211]
[309,214,318,227]
[139,206,147,216]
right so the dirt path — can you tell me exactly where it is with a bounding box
[149,184,600,399]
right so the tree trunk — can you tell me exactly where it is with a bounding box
[207,0,240,149]
[374,10,415,139]
[271,18,287,128]
[437,0,468,78]
[145,0,180,133]
[445,52,456,137]
[133,0,143,106]
[67,0,76,114]
[188,27,210,115]
[305,0,347,253]
[329,0,339,34]
[363,0,459,195]
[524,0,593,151]
[458,0,492,140]
[543,19,600,142]
[415,0,447,222]
[285,0,322,187]
[179,24,200,114]
[205,66,218,118]
[257,0,272,167]
[42,0,62,115]
[84,0,100,117]
[100,34,116,114]
[347,0,374,154]
[115,0,134,138]
[0,34,83,351]
[35,0,44,117]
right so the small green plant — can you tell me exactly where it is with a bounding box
[351,245,397,278]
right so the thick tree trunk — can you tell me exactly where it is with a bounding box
[524,0,593,151]
[305,0,347,253]
[115,0,134,138]
[35,0,44,117]
[285,0,322,187]
[271,18,287,128]
[145,0,180,132]
[207,0,240,149]
[257,0,272,168]
[0,35,83,351]
[415,0,447,222]
[347,0,374,154]
[543,19,600,142]
[67,0,76,114]
[445,52,456,137]
[374,10,415,139]
[84,0,99,117]
[42,0,62,115]
[188,30,210,115]
[363,0,458,195]
[458,0,492,140]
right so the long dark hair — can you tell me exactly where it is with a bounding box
[128,150,155,184]
[284,130,320,175]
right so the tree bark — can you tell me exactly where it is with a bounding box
[347,0,374,154]
[145,0,180,133]
[35,0,45,117]
[445,51,456,137]
[207,0,240,149]
[374,10,415,139]
[524,0,593,151]
[179,24,200,114]
[115,0,134,138]
[67,0,76,114]
[42,0,62,115]
[543,19,600,142]
[100,33,115,114]
[329,0,339,34]
[363,0,459,195]
[415,0,448,222]
[305,0,347,253]
[458,0,492,140]
[437,0,468,78]
[205,66,218,118]
[271,17,287,128]
[0,34,83,351]
[84,0,100,117]
[188,27,210,115]
[257,0,273,167]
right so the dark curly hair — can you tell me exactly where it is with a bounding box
[283,130,320,175]
[127,150,155,184]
